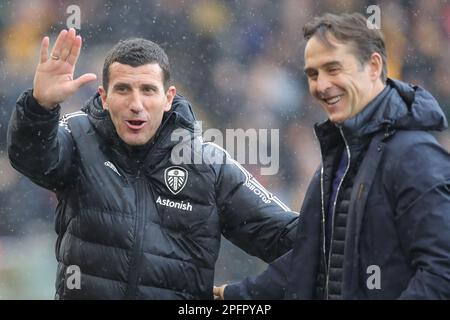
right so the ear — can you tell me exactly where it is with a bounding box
[369,52,383,81]
[164,86,177,112]
[98,86,108,110]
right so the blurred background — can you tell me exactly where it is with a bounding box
[1,0,450,299]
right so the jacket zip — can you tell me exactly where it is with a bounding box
[324,127,351,299]
[320,166,326,291]
[314,128,327,299]
[125,174,146,299]
[124,123,173,299]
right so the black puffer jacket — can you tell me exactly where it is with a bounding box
[7,90,298,299]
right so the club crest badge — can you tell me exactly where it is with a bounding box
[164,166,188,195]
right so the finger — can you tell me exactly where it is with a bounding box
[39,36,49,63]
[67,35,82,66]
[50,29,68,59]
[213,286,224,299]
[218,285,226,299]
[72,73,97,89]
[60,28,76,61]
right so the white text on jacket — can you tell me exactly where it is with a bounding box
[156,196,193,212]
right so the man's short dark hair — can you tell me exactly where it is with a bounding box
[102,38,171,91]
[303,13,387,82]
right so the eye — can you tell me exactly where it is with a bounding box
[142,86,157,95]
[307,73,318,81]
[328,67,340,74]
[116,86,128,93]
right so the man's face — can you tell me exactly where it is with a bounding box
[304,35,383,123]
[99,62,176,146]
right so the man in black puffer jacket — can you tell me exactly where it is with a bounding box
[7,29,298,299]
[216,13,450,300]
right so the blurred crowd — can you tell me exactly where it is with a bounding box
[1,0,450,298]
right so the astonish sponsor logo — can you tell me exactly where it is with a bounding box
[156,196,193,212]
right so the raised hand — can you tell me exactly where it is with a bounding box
[33,28,97,110]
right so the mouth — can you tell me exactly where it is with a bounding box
[322,95,343,105]
[125,120,147,130]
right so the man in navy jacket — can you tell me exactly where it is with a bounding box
[215,12,450,300]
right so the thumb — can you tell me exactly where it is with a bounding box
[72,73,97,89]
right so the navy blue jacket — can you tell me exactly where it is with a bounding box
[225,79,450,299]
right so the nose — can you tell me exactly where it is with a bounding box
[315,73,332,97]
[129,91,144,114]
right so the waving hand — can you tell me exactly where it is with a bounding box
[33,28,97,110]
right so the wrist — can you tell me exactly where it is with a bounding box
[28,90,60,115]
[32,90,58,110]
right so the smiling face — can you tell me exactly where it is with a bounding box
[99,62,176,146]
[304,34,385,123]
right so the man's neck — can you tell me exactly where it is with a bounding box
[372,80,386,101]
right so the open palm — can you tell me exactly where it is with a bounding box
[33,28,96,110]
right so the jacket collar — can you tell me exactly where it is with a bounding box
[314,78,448,144]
